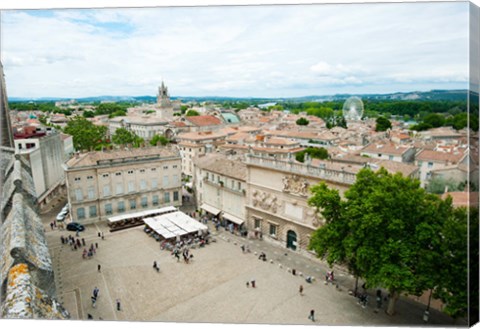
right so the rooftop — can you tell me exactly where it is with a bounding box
[185,115,223,127]
[194,153,247,181]
[65,147,180,169]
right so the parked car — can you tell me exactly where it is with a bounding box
[56,213,66,221]
[66,222,85,232]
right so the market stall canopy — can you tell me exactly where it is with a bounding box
[144,211,208,240]
[201,203,221,216]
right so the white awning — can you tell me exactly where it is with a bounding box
[222,212,244,225]
[201,203,221,216]
[144,211,208,240]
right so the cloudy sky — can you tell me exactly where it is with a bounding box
[0,1,471,98]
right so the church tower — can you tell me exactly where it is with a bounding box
[157,81,172,108]
[156,81,173,120]
[0,61,14,148]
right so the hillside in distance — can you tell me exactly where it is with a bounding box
[9,89,470,103]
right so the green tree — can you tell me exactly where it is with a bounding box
[296,117,309,126]
[64,116,107,151]
[375,116,392,132]
[308,168,454,315]
[112,128,136,146]
[150,134,170,146]
[186,110,200,116]
[433,205,477,320]
[423,113,446,128]
[83,110,95,118]
[295,147,329,163]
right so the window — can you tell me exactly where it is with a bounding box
[173,165,178,169]
[128,170,134,174]
[74,177,81,182]
[102,173,109,178]
[254,218,261,229]
[103,185,111,197]
[151,178,158,189]
[269,224,277,237]
[164,192,170,203]
[151,168,157,172]
[87,187,95,199]
[87,176,94,180]
[173,191,179,202]
[115,172,122,176]
[237,182,241,190]
[77,207,85,220]
[152,195,159,206]
[118,201,125,213]
[389,155,394,161]
[105,203,113,215]
[130,199,136,210]
[163,175,169,187]
[140,179,147,190]
[116,183,123,195]
[163,165,168,170]
[140,169,145,173]
[89,205,97,218]
[231,180,235,189]
[75,188,83,201]
[141,196,148,208]
[173,175,179,185]
[428,162,433,169]
[378,153,382,157]
[128,181,135,193]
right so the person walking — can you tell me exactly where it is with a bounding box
[116,299,121,311]
[93,287,99,298]
[97,264,101,272]
[299,285,304,296]
[308,309,315,322]
[81,238,85,246]
[251,279,256,288]
[50,222,54,230]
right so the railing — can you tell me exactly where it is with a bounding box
[246,155,356,185]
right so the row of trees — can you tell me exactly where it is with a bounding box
[63,117,170,151]
[307,168,478,320]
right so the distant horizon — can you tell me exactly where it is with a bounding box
[6,88,470,102]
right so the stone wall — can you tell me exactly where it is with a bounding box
[1,147,69,319]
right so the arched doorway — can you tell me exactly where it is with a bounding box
[286,230,297,251]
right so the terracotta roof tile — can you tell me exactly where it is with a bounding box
[185,115,222,127]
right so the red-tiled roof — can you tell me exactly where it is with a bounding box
[442,192,479,207]
[185,115,222,127]
[416,149,465,163]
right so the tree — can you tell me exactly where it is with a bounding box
[296,147,329,162]
[186,110,200,116]
[112,128,136,146]
[308,168,454,315]
[150,134,169,146]
[296,117,310,126]
[83,110,95,118]
[375,116,392,132]
[64,116,107,151]
[423,113,446,128]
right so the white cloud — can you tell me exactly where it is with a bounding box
[0,1,470,98]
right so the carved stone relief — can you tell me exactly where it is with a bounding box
[251,189,280,214]
[282,174,309,196]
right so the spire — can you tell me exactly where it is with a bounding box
[0,61,14,148]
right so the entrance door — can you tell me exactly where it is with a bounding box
[286,230,297,251]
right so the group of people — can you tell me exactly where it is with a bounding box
[172,247,193,264]
[61,235,84,251]
[83,243,98,259]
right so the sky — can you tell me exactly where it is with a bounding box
[0,0,473,99]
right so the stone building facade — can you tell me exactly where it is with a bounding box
[245,154,355,252]
[193,153,247,228]
[64,147,182,224]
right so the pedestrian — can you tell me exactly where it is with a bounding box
[95,242,98,249]
[153,261,157,269]
[251,279,256,288]
[116,299,121,311]
[74,244,77,250]
[98,232,101,238]
[77,239,81,247]
[299,285,304,296]
[308,309,315,322]
[82,238,85,246]
[50,222,54,230]
[76,230,79,237]
[246,281,249,288]
[91,296,97,308]
[98,264,101,272]
[101,232,105,240]
[93,287,99,298]
[87,313,93,320]
[61,236,65,244]
[53,221,57,228]
[241,245,245,253]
